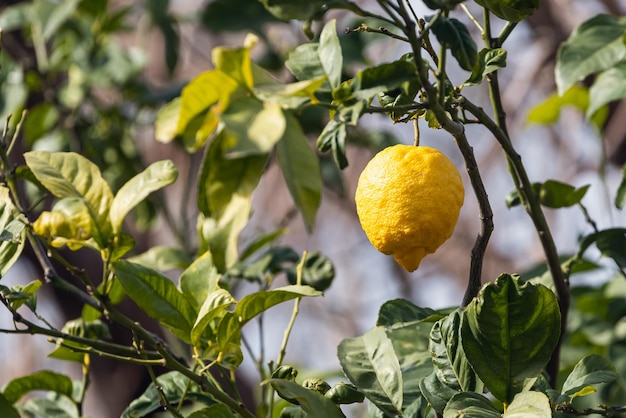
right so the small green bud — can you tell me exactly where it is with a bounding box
[301,378,331,395]
[271,365,298,381]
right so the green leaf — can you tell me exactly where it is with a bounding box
[197,130,267,221]
[504,391,551,418]
[556,14,626,95]
[191,288,236,345]
[20,397,78,418]
[0,393,20,418]
[318,20,343,89]
[176,69,237,141]
[461,274,561,403]
[420,372,459,414]
[337,327,403,414]
[128,246,192,272]
[474,0,539,22]
[264,379,345,417]
[376,299,438,326]
[33,0,80,41]
[2,370,74,404]
[179,251,221,311]
[465,48,507,86]
[239,228,287,261]
[121,371,214,418]
[220,98,286,157]
[538,180,589,208]
[443,392,500,418]
[198,200,249,273]
[187,404,235,418]
[200,0,279,34]
[217,285,321,353]
[561,354,618,400]
[276,111,322,231]
[114,260,196,343]
[259,0,327,21]
[23,102,60,144]
[0,187,26,277]
[110,160,178,233]
[430,310,481,392]
[617,164,626,209]
[286,43,328,87]
[527,85,595,126]
[212,35,255,90]
[351,60,418,100]
[24,151,114,245]
[579,228,626,269]
[588,60,626,117]
[431,17,477,71]
[155,98,181,144]
[317,119,348,169]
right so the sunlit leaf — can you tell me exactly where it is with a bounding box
[504,391,551,418]
[318,19,342,89]
[155,98,181,144]
[212,35,256,90]
[191,288,236,345]
[110,160,178,233]
[128,246,192,272]
[0,187,26,277]
[24,151,113,245]
[561,354,618,401]
[179,251,221,311]
[588,60,626,117]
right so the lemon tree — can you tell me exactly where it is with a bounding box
[355,145,464,272]
[0,1,625,417]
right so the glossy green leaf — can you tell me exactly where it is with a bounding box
[220,98,286,157]
[419,371,459,414]
[128,246,192,272]
[504,391,551,418]
[121,371,214,418]
[443,392,500,418]
[110,160,178,233]
[376,299,438,326]
[24,151,113,245]
[461,274,561,403]
[265,379,345,417]
[430,310,480,392]
[0,187,26,277]
[527,85,594,125]
[23,103,60,144]
[2,370,74,404]
[0,393,20,418]
[319,20,342,89]
[556,14,626,95]
[338,327,403,414]
[20,397,78,418]
[465,48,507,86]
[179,251,221,311]
[114,260,195,343]
[286,251,335,292]
[617,164,626,210]
[176,69,237,138]
[191,288,236,345]
[431,17,477,71]
[561,354,618,400]
[197,130,267,221]
[276,112,322,231]
[155,98,181,143]
[218,285,321,351]
[588,60,626,117]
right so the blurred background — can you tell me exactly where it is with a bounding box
[1,0,625,416]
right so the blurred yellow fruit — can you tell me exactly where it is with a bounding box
[355,144,464,272]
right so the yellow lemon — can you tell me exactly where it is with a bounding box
[355,144,464,272]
